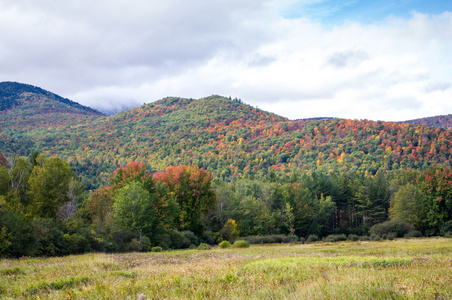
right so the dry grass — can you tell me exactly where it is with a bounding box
[0,238,451,299]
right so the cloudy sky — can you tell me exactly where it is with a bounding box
[1,0,451,121]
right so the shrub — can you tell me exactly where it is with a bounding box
[202,232,215,245]
[440,221,452,236]
[369,234,381,241]
[324,234,346,243]
[404,230,422,238]
[243,234,299,244]
[306,235,319,243]
[32,218,66,256]
[359,236,370,241]
[445,232,452,238]
[151,246,163,252]
[287,235,299,243]
[387,233,396,240]
[370,220,414,238]
[128,236,152,252]
[218,241,231,248]
[141,236,152,252]
[182,231,199,247]
[212,232,224,243]
[128,239,142,252]
[231,240,250,248]
[168,230,189,249]
[382,234,388,240]
[111,228,136,252]
[348,234,360,241]
[197,243,212,250]
[64,233,91,254]
[0,210,35,258]
[188,244,197,249]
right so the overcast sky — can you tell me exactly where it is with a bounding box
[1,0,451,121]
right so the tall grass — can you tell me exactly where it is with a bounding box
[0,238,450,299]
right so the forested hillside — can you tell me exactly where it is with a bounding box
[405,114,452,131]
[2,85,452,189]
[1,83,452,258]
[0,81,103,141]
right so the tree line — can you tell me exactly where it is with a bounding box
[1,152,451,258]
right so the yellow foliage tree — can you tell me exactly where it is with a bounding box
[223,219,240,241]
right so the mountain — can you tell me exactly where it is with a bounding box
[2,83,452,189]
[0,81,103,115]
[0,81,104,129]
[404,114,452,131]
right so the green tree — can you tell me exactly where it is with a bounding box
[28,155,83,220]
[389,184,425,229]
[0,209,35,258]
[112,181,156,237]
[357,173,390,227]
[283,202,295,235]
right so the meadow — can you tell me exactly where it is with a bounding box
[0,238,451,299]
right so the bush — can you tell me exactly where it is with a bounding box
[231,240,250,248]
[369,234,381,241]
[182,231,199,247]
[243,234,299,244]
[32,218,66,256]
[168,230,190,249]
[141,236,152,251]
[359,236,370,241]
[128,239,142,252]
[202,231,215,245]
[440,221,452,236]
[324,234,346,243]
[212,232,224,243]
[348,234,360,241]
[64,233,91,254]
[197,243,211,250]
[370,220,414,238]
[218,241,231,248]
[0,210,34,258]
[189,244,197,249]
[387,233,396,240]
[287,235,299,243]
[306,235,319,243]
[151,246,163,252]
[445,232,452,238]
[128,236,152,252]
[404,230,422,238]
[111,228,137,252]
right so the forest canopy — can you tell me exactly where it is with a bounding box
[1,152,451,258]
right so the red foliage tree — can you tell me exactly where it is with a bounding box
[154,165,216,233]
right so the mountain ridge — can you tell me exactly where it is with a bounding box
[403,114,452,131]
[2,82,452,189]
[0,81,104,116]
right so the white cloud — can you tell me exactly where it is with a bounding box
[0,1,451,121]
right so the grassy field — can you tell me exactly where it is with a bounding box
[1,238,451,299]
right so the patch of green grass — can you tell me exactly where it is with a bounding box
[0,238,450,299]
[0,266,25,276]
[25,275,90,295]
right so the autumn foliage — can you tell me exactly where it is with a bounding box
[154,165,216,233]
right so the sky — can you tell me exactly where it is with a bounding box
[1,0,452,121]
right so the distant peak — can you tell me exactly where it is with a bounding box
[0,81,104,116]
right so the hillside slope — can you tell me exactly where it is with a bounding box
[404,114,452,131]
[1,86,452,189]
[0,81,104,130]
